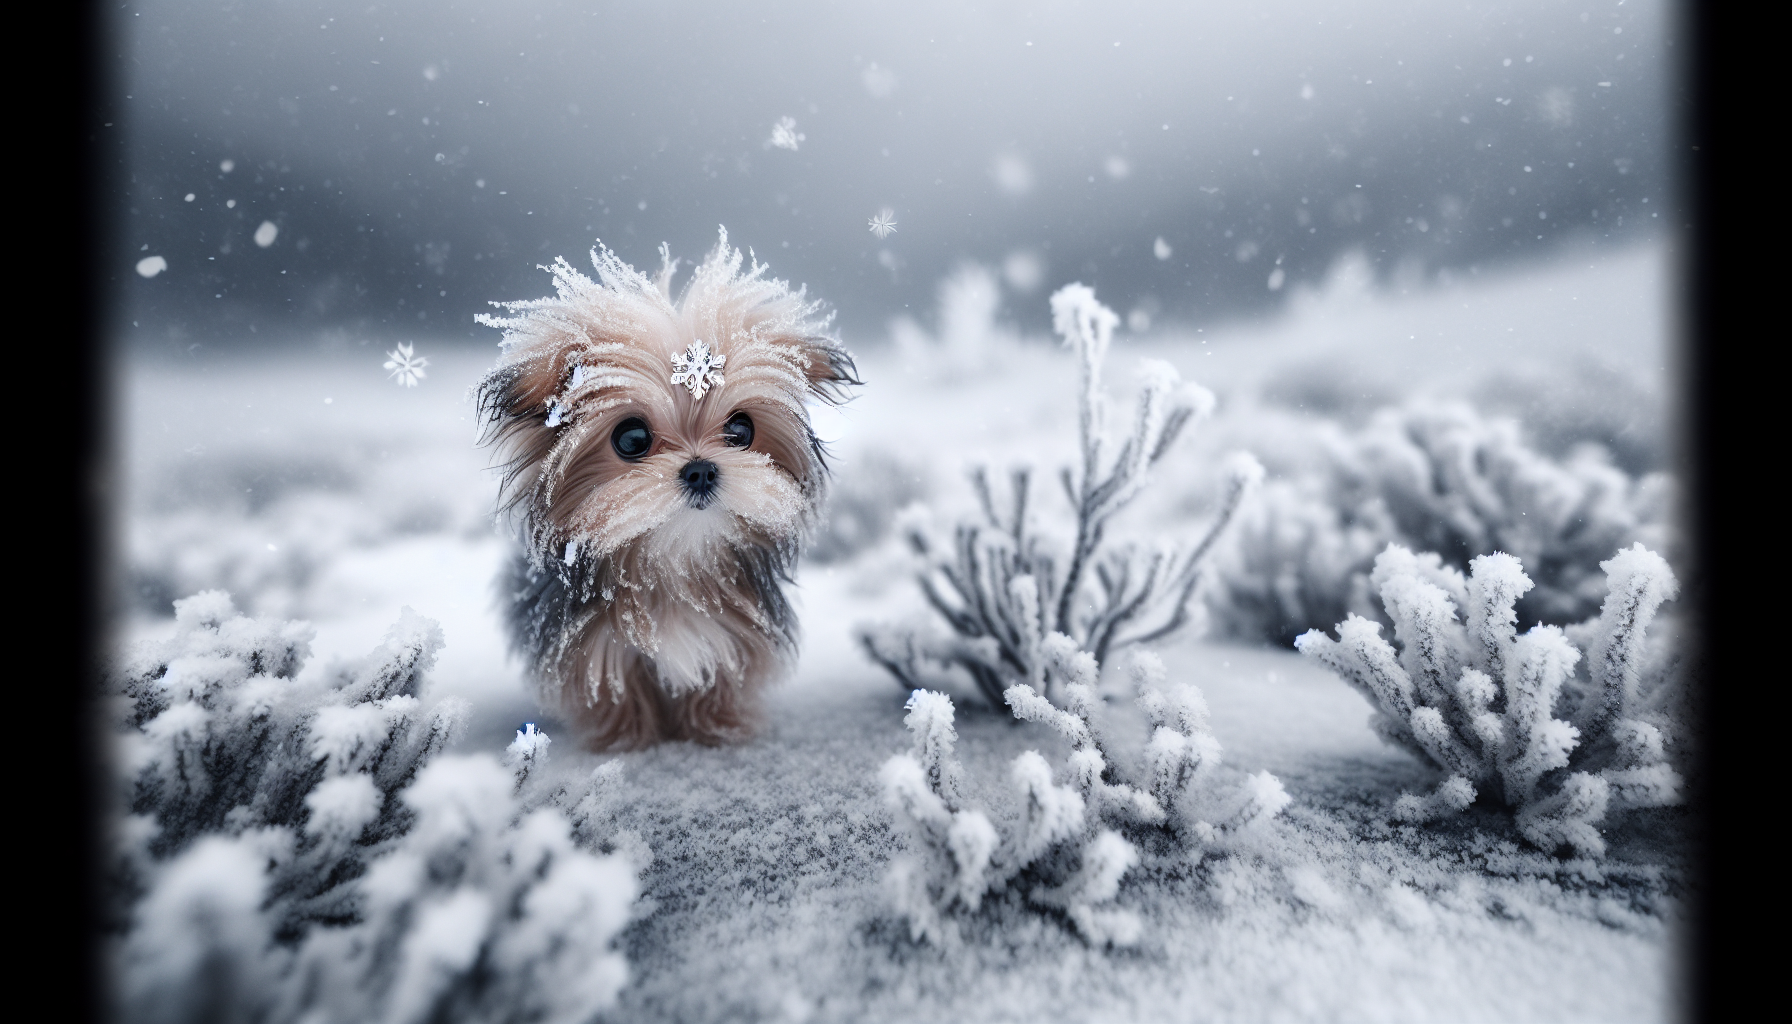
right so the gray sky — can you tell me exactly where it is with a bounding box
[117,0,1676,348]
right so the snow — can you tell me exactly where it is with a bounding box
[768,116,805,151]
[116,240,1684,1021]
[383,341,429,386]
[869,208,898,239]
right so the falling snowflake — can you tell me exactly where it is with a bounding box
[670,339,726,399]
[384,342,429,387]
[768,116,804,151]
[868,208,898,239]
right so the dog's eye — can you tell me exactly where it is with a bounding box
[722,411,754,447]
[611,417,652,461]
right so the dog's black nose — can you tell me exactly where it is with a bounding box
[679,459,720,506]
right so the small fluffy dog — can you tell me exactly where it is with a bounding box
[474,230,858,749]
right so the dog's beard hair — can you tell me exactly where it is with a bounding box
[478,228,858,749]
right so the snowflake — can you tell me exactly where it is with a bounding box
[670,339,726,400]
[768,116,804,151]
[868,208,898,239]
[383,342,429,387]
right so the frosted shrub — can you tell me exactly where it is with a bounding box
[867,284,1280,945]
[113,591,460,872]
[1295,542,1685,858]
[276,753,638,1024]
[883,647,1288,947]
[861,283,1259,708]
[1207,475,1388,649]
[890,262,1021,375]
[807,450,930,565]
[124,442,475,620]
[110,592,638,1023]
[1209,401,1679,646]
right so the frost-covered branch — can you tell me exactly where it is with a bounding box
[865,283,1281,946]
[860,283,1256,708]
[1296,542,1685,857]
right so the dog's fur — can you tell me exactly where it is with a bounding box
[474,230,858,749]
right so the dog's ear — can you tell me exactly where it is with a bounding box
[796,337,861,406]
[474,359,563,517]
[474,362,528,432]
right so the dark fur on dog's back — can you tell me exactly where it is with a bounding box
[476,230,858,749]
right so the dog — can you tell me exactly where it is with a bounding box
[473,229,859,749]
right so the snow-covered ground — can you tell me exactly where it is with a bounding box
[115,240,1687,1022]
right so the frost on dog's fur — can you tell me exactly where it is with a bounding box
[108,593,638,1024]
[1297,542,1686,857]
[474,228,859,749]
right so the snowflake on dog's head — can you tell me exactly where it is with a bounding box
[383,342,429,387]
[670,339,726,399]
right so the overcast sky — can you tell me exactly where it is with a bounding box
[114,0,1678,349]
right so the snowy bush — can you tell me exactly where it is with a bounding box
[861,283,1259,708]
[889,262,1024,375]
[864,284,1282,945]
[1204,475,1388,650]
[123,435,484,620]
[1208,401,1679,646]
[109,592,639,1023]
[1296,542,1686,857]
[806,450,930,566]
[882,646,1288,947]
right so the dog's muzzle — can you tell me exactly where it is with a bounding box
[679,459,719,508]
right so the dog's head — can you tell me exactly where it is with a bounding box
[475,229,859,583]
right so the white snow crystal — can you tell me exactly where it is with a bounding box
[136,255,168,278]
[1153,237,1173,260]
[991,154,1034,196]
[861,62,897,98]
[768,115,805,151]
[384,342,429,387]
[868,208,898,239]
[253,221,278,247]
[1002,249,1045,292]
